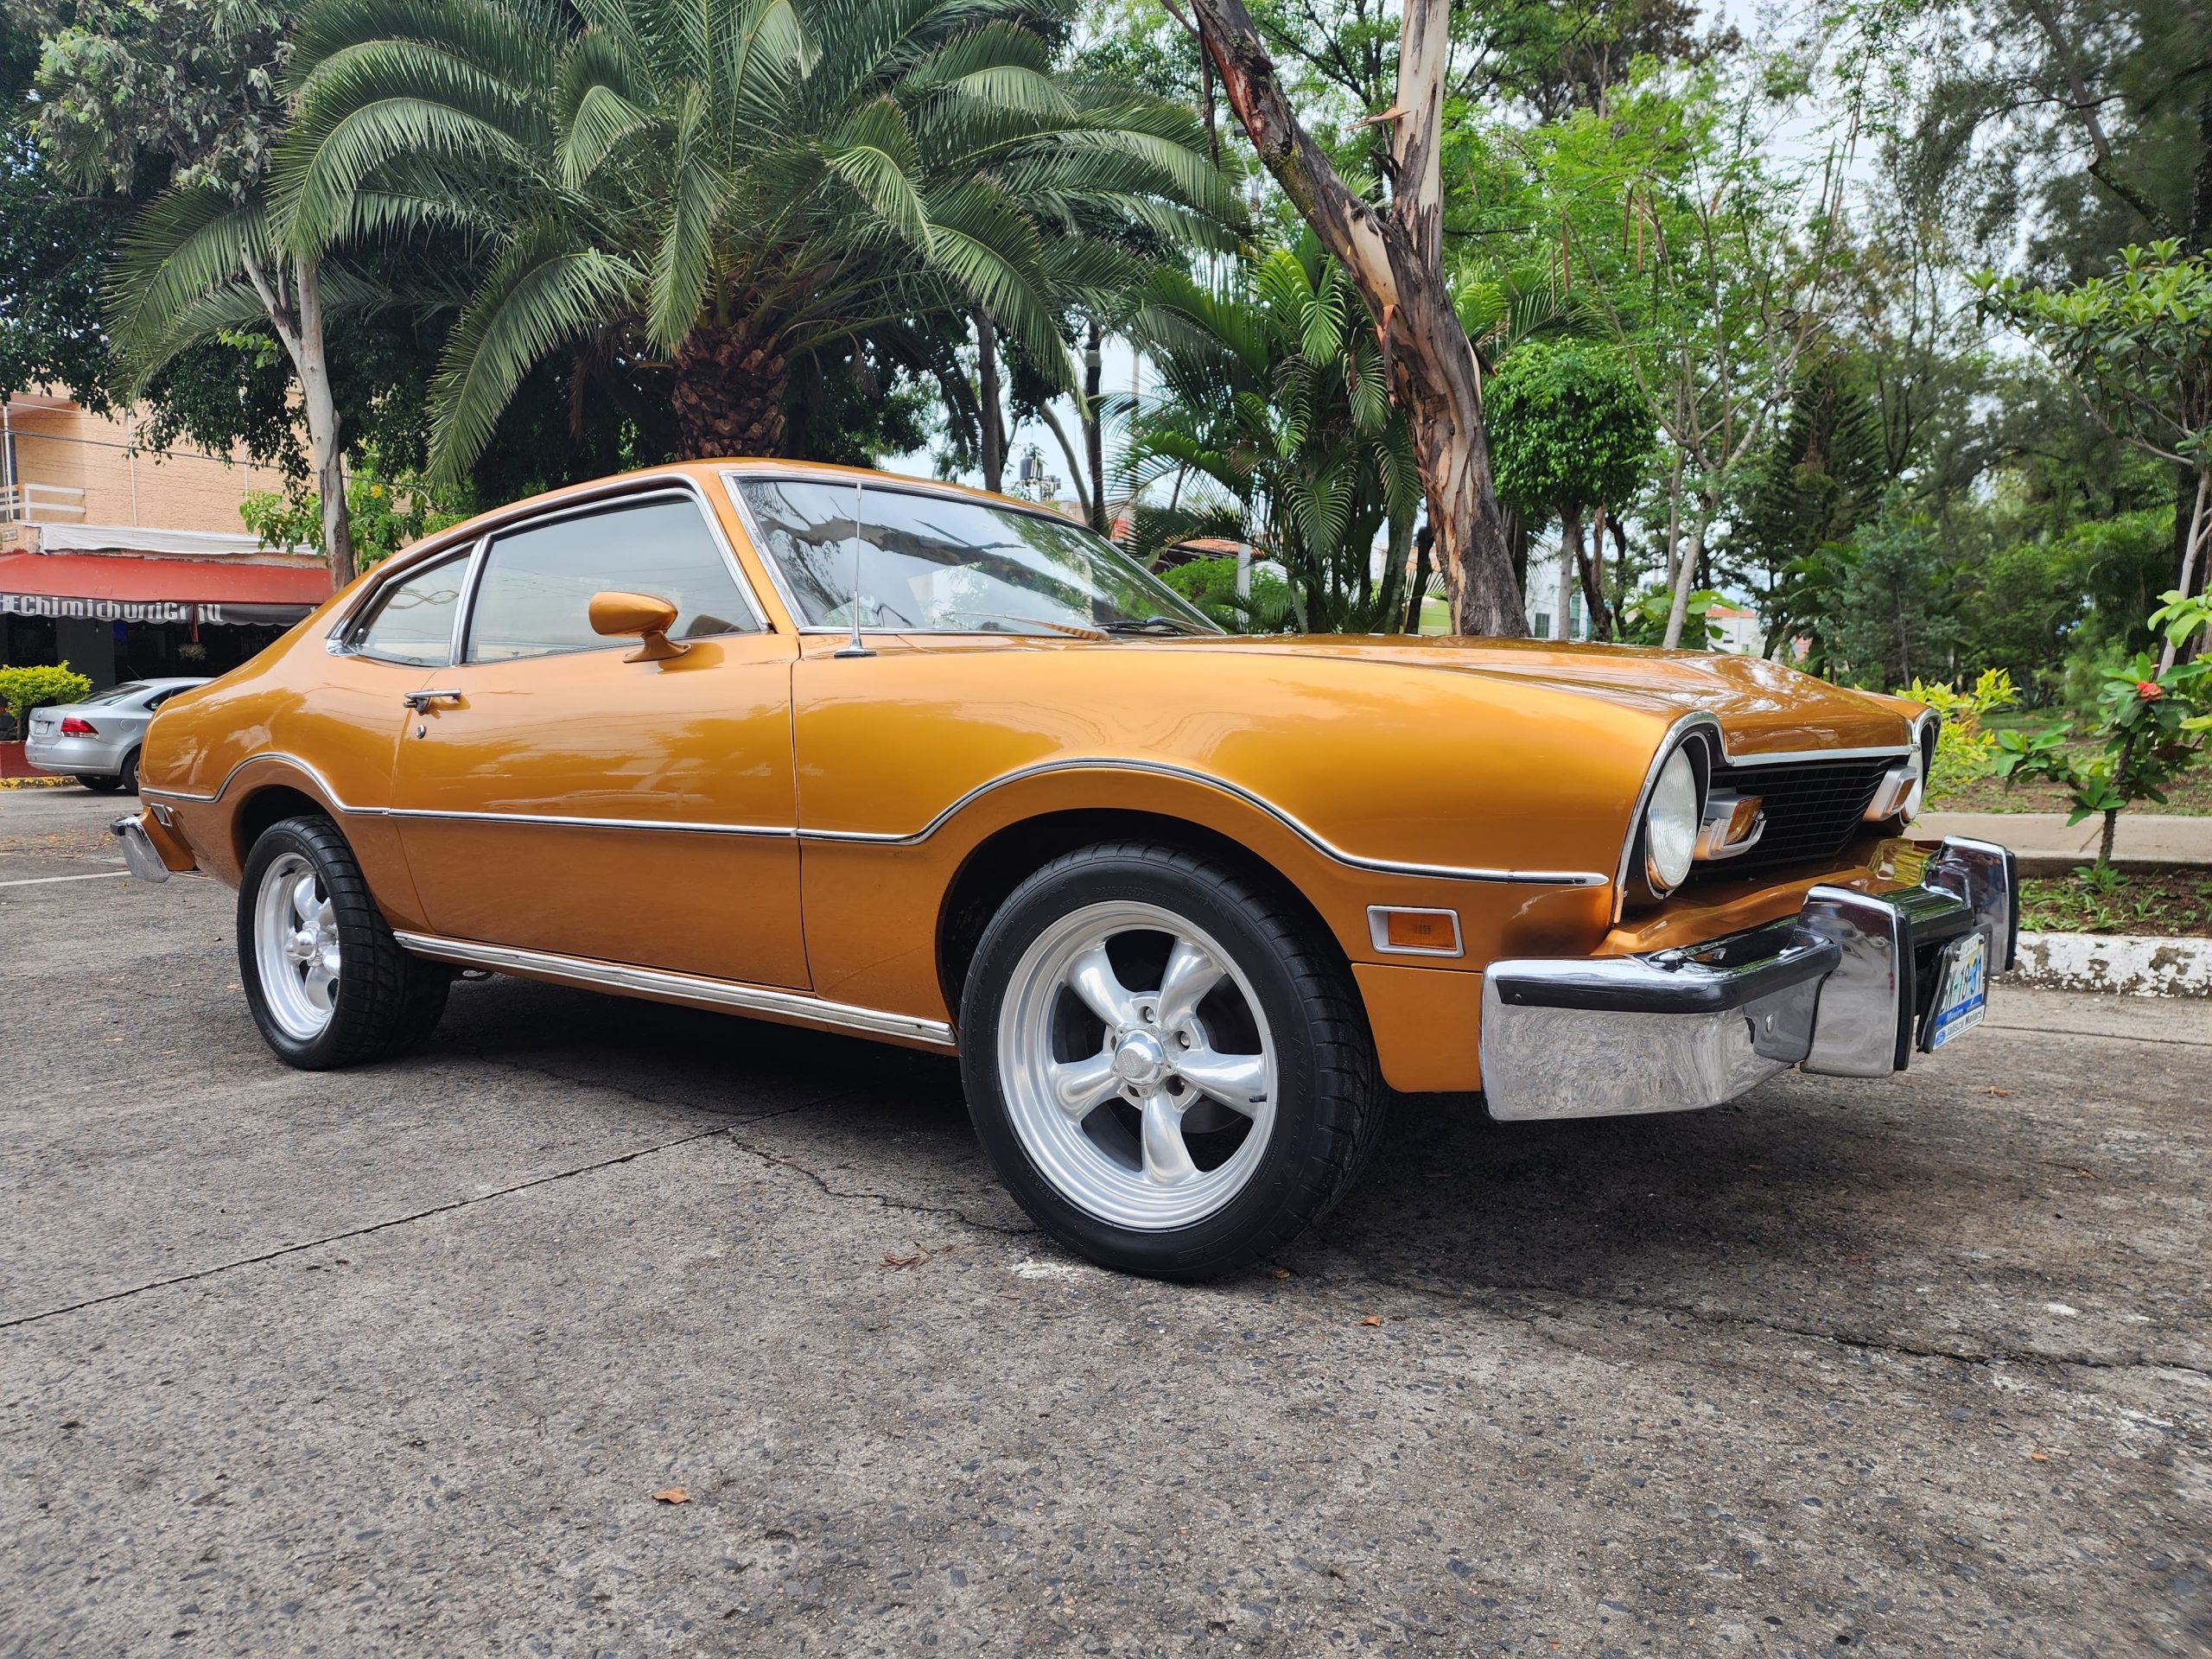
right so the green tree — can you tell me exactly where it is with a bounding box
[1976,241,2212,669]
[31,0,378,578]
[1825,493,1961,689]
[1484,337,1653,639]
[1127,234,1421,632]
[275,0,1233,480]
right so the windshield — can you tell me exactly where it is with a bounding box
[80,683,154,706]
[734,477,1217,636]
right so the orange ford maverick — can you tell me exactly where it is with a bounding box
[114,461,2016,1277]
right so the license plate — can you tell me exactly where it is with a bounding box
[1922,931,1989,1052]
[30,719,52,735]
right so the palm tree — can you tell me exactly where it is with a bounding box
[1126,234,1422,633]
[106,188,427,585]
[276,0,1236,475]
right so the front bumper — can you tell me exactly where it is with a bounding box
[1478,837,2016,1122]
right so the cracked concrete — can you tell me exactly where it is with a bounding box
[4,787,2210,1656]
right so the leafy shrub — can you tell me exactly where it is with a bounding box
[0,664,94,728]
[1160,554,1300,632]
[1897,668,2018,794]
[242,451,475,569]
[1618,585,1725,648]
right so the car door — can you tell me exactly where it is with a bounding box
[388,486,807,989]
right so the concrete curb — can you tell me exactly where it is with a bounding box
[2012,931,2212,998]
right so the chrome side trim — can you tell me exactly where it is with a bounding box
[391,931,957,1047]
[147,751,1611,886]
[142,750,353,807]
[386,805,794,837]
[798,757,1609,886]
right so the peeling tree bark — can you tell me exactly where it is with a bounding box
[974,308,1005,494]
[245,252,355,587]
[1186,0,1525,636]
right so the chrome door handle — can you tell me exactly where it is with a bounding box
[403,689,463,711]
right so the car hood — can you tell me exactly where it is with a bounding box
[1153,634,1918,759]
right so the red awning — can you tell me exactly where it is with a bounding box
[0,551,331,626]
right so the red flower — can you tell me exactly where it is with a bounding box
[2137,679,2164,702]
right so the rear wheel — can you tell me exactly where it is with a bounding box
[238,815,450,1068]
[959,842,1383,1280]
[118,748,140,794]
[76,774,124,793]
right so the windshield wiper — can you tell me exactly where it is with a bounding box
[1097,615,1201,636]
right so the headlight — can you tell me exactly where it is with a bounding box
[1643,747,1700,892]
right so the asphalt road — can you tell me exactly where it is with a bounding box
[3,785,2209,1657]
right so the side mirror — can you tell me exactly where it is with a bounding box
[589,590,688,663]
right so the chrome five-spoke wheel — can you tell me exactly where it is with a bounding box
[963,842,1383,1279]
[237,814,450,1068]
[254,851,340,1040]
[1000,901,1277,1230]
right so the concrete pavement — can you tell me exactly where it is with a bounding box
[1916,809,2212,874]
[4,785,2210,1656]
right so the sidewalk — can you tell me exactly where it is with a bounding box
[1913,810,2212,874]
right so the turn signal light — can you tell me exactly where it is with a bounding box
[58,716,97,735]
[1367,906,1463,957]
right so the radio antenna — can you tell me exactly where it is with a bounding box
[834,475,874,659]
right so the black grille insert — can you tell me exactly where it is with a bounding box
[1694,753,1901,877]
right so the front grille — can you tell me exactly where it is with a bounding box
[1694,753,1899,878]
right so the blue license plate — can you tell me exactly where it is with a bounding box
[1923,931,1988,1052]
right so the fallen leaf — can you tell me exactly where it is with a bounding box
[2028,1452,2050,1463]
[882,1249,929,1269]
[652,1488,690,1504]
[1358,1315,1382,1327]
[1985,1086,2013,1097]
[1272,1268,1293,1280]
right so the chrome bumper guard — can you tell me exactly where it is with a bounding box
[1479,837,2016,1122]
[111,813,171,883]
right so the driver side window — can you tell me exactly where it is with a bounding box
[465,495,757,663]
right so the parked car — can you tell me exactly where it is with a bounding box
[112,462,2015,1278]
[25,678,207,793]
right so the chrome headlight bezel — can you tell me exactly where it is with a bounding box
[1618,720,1715,912]
[1866,712,1939,825]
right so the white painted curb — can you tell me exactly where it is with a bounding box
[2012,931,2212,998]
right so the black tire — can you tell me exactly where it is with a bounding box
[238,814,452,1069]
[118,748,140,795]
[76,773,124,793]
[958,841,1384,1281]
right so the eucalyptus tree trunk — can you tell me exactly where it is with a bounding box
[974,308,1005,493]
[1662,488,1718,649]
[2159,465,2211,673]
[1081,320,1107,533]
[1554,501,1580,641]
[1188,0,1525,637]
[245,252,355,585]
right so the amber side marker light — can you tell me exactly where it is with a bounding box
[1367,906,1464,958]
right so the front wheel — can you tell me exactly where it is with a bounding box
[76,774,124,793]
[959,842,1384,1280]
[238,815,451,1068]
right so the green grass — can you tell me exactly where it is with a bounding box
[2018,868,2212,936]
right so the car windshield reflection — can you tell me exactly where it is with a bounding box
[735,477,1217,636]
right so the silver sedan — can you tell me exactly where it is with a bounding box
[23,678,207,793]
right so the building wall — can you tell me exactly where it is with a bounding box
[3,395,289,537]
